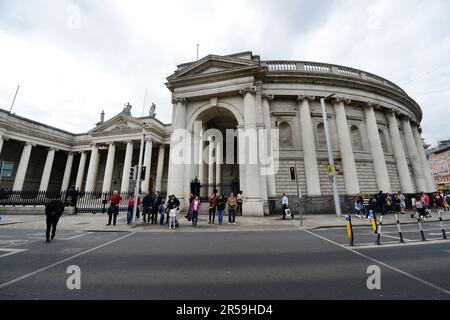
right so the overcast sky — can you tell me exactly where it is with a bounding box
[0,0,449,145]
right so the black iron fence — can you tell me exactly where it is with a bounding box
[0,190,66,207]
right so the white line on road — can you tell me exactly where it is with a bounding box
[304,230,450,296]
[0,231,136,290]
[0,248,28,258]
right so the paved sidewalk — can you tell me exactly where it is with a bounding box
[1,210,448,232]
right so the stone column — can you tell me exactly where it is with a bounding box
[364,103,391,192]
[208,138,215,195]
[216,138,222,194]
[401,118,426,192]
[75,151,87,191]
[61,152,74,192]
[85,144,100,193]
[13,142,35,191]
[412,124,435,192]
[297,95,322,196]
[198,136,205,184]
[167,97,186,199]
[141,139,153,194]
[184,130,194,202]
[155,144,166,193]
[121,141,134,194]
[262,94,277,198]
[386,111,414,193]
[239,87,264,216]
[39,147,57,191]
[332,97,360,195]
[0,136,4,157]
[102,142,116,193]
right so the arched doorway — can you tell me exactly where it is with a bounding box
[190,106,240,201]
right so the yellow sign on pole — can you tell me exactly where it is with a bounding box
[327,164,334,176]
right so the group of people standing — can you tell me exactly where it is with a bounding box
[354,190,450,221]
[354,191,407,219]
[186,191,244,227]
[105,190,245,229]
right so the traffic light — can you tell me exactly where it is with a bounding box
[141,166,146,180]
[129,166,135,180]
[129,165,138,180]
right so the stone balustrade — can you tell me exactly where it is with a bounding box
[261,60,404,93]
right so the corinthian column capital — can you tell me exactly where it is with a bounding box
[171,96,187,105]
[297,95,316,102]
[239,87,257,97]
[261,93,274,101]
[365,100,381,109]
[331,96,351,105]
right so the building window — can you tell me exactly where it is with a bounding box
[0,161,14,178]
[317,123,326,149]
[351,126,363,151]
[279,122,293,148]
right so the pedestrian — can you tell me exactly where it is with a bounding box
[168,204,177,230]
[281,193,289,220]
[165,195,173,224]
[415,194,426,221]
[167,195,180,227]
[44,196,64,243]
[186,193,195,219]
[445,193,450,211]
[127,193,135,225]
[422,192,432,218]
[227,192,237,225]
[355,192,364,218]
[237,191,244,215]
[208,191,218,224]
[397,191,406,214]
[142,192,153,223]
[217,195,226,225]
[363,193,371,219]
[107,190,122,226]
[189,195,201,227]
[375,191,386,216]
[159,200,166,225]
[386,193,393,214]
[434,191,445,216]
[151,191,162,224]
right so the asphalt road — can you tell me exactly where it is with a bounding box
[0,224,450,300]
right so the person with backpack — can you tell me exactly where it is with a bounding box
[45,197,65,243]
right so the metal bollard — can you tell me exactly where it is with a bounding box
[375,216,383,245]
[416,212,426,241]
[395,213,405,243]
[438,210,447,240]
[346,215,355,246]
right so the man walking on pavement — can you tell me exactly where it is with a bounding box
[45,195,64,243]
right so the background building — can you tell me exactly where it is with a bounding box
[0,51,435,215]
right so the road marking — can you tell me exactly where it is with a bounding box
[0,231,136,290]
[304,230,450,296]
[0,248,28,258]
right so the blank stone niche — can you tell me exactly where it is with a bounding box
[279,121,293,149]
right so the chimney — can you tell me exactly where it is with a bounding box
[100,110,105,123]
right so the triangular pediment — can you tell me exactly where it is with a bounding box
[167,55,259,81]
[89,113,144,134]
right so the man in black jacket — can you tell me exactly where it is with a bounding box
[151,191,163,224]
[142,192,153,223]
[45,197,65,243]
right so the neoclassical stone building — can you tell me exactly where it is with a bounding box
[0,51,435,215]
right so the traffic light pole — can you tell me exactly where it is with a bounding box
[320,95,342,218]
[132,129,145,225]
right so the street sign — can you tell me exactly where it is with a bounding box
[327,164,334,176]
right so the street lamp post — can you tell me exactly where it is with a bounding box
[132,126,146,225]
[320,94,342,218]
